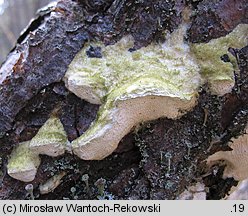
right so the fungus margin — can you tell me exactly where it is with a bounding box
[7,116,68,182]
[7,141,40,182]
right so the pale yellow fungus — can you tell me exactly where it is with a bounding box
[191,24,248,95]
[7,117,67,182]
[207,126,248,181]
[39,171,66,194]
[66,23,201,160]
[7,141,40,182]
[29,116,68,157]
[6,21,248,182]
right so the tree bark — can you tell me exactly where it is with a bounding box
[0,0,247,200]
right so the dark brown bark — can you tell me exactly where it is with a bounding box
[0,0,247,199]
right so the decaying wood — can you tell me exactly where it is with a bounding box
[0,0,247,200]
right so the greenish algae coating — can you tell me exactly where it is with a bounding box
[7,141,40,182]
[191,24,248,95]
[68,24,248,160]
[64,24,201,106]
[6,23,248,182]
[67,24,201,160]
[29,116,68,157]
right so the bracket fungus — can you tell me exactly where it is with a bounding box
[29,116,68,157]
[39,171,66,195]
[7,141,40,182]
[191,24,248,95]
[6,21,248,181]
[64,23,248,160]
[65,23,201,160]
[207,126,248,181]
[7,116,68,182]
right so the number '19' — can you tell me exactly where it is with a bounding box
[233,204,244,212]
